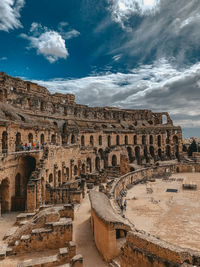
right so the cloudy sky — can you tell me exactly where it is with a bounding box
[0,0,200,137]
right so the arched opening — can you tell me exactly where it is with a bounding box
[40,133,45,145]
[116,135,120,145]
[51,134,56,145]
[162,115,167,124]
[108,135,111,147]
[95,157,100,171]
[81,135,85,146]
[116,229,127,239]
[173,135,178,144]
[71,134,75,144]
[0,89,3,101]
[74,108,78,116]
[27,98,31,109]
[125,135,128,145]
[15,132,21,151]
[81,164,86,174]
[15,173,21,197]
[58,170,61,183]
[157,135,161,147]
[166,131,170,144]
[90,135,94,146]
[135,146,141,165]
[52,104,56,114]
[149,135,153,145]
[158,148,162,159]
[133,135,137,145]
[64,107,67,115]
[40,101,45,111]
[175,145,179,159]
[166,145,171,158]
[127,147,134,163]
[66,168,69,179]
[0,178,9,213]
[4,89,7,99]
[144,147,149,163]
[49,173,53,183]
[112,155,117,166]
[28,133,33,144]
[74,165,78,176]
[53,121,58,127]
[12,156,36,211]
[99,135,102,146]
[150,146,155,158]
[2,131,8,153]
[87,158,92,173]
[142,135,146,145]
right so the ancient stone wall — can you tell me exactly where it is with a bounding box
[89,191,131,262]
[0,73,183,214]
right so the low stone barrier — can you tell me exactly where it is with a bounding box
[90,162,200,266]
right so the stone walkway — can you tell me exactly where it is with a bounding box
[73,193,108,267]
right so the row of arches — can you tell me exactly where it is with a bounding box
[79,134,179,147]
[127,145,179,164]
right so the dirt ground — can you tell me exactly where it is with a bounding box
[0,193,108,267]
[125,172,200,251]
[73,193,108,267]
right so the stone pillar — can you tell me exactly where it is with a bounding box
[78,160,81,176]
[27,181,36,212]
[36,179,42,209]
[70,159,74,180]
[54,164,58,187]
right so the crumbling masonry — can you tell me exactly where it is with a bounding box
[0,72,182,214]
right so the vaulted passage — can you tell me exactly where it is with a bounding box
[0,178,10,213]
[11,156,36,211]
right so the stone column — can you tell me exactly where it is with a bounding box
[27,181,36,212]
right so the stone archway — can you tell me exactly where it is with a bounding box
[112,155,117,166]
[0,178,10,213]
[135,146,141,165]
[15,132,21,151]
[95,157,100,171]
[2,131,8,153]
[12,156,36,211]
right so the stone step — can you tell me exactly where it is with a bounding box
[6,246,14,256]
[4,226,18,239]
[0,250,6,261]
[17,254,59,267]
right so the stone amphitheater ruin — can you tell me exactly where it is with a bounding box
[0,72,199,267]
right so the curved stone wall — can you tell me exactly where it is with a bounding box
[110,162,200,266]
[90,163,200,266]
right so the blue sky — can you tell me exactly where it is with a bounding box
[0,0,200,137]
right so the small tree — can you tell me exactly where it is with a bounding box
[188,139,197,156]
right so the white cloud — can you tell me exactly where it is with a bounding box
[62,29,80,40]
[0,57,7,61]
[108,0,160,27]
[20,23,69,63]
[58,21,80,40]
[31,59,200,129]
[0,0,25,32]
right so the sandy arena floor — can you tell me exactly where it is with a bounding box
[125,172,200,251]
